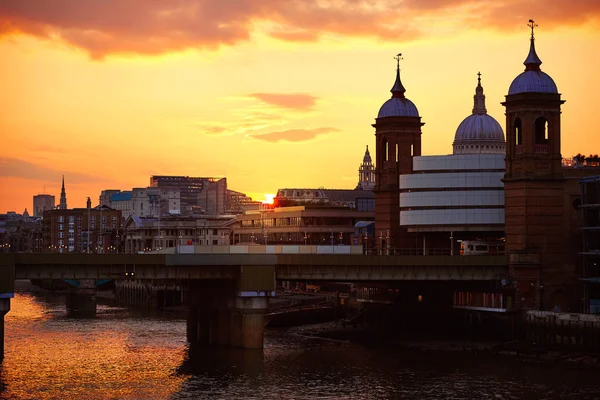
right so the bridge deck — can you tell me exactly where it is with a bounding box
[1,254,508,282]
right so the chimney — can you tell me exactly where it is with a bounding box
[87,197,91,209]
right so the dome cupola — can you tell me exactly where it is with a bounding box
[508,19,558,95]
[453,73,505,154]
[377,54,420,118]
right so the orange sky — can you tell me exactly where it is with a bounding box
[1,1,600,213]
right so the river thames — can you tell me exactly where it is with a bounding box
[1,292,599,399]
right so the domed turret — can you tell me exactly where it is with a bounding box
[377,54,419,118]
[508,20,558,95]
[453,73,505,154]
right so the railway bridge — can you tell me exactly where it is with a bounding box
[0,252,507,357]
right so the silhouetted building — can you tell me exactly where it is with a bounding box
[43,206,122,253]
[33,194,55,217]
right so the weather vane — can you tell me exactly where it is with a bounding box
[528,19,537,39]
[477,71,481,82]
[394,53,402,70]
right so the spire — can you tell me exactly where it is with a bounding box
[472,72,487,115]
[363,145,372,163]
[59,175,67,210]
[390,53,406,98]
[524,19,542,71]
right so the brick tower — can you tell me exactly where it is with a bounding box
[502,20,566,310]
[373,54,424,250]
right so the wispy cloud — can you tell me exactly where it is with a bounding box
[1,1,596,58]
[32,144,67,154]
[248,93,318,110]
[249,127,338,143]
[0,157,107,184]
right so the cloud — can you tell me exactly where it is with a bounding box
[0,157,106,184]
[248,93,318,110]
[32,144,67,154]
[249,127,338,143]
[1,1,597,58]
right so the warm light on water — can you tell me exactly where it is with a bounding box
[2,294,187,399]
[1,292,600,399]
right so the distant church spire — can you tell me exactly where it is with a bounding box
[59,175,67,210]
[524,19,542,71]
[472,72,487,115]
[390,53,406,98]
[357,146,376,191]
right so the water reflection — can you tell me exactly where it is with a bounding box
[2,293,600,400]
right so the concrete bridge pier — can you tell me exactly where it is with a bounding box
[185,266,275,349]
[0,297,11,360]
[230,295,268,349]
[66,279,97,317]
[185,281,233,346]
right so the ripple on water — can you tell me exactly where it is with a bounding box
[2,293,600,400]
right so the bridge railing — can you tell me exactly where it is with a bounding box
[365,248,506,256]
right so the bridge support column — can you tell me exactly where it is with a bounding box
[0,297,11,360]
[66,279,97,317]
[230,295,268,349]
[185,281,232,346]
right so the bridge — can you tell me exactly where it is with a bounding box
[0,253,508,356]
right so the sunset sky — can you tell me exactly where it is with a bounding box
[1,1,599,213]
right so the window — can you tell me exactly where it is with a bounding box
[213,239,218,245]
[59,232,64,239]
[514,118,522,146]
[213,229,218,235]
[383,139,388,161]
[58,216,64,222]
[535,117,549,144]
[69,216,74,223]
[59,224,64,231]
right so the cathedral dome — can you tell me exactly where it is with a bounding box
[508,21,558,95]
[455,114,504,142]
[377,54,420,118]
[453,73,505,155]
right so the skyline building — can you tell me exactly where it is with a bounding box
[373,21,600,312]
[33,194,55,217]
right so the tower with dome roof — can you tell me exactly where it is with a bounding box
[373,54,424,249]
[502,20,566,310]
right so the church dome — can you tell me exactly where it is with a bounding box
[508,21,558,95]
[453,73,505,155]
[377,54,420,118]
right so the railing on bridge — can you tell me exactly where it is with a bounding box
[365,248,506,256]
[453,291,514,312]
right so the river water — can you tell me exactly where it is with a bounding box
[1,292,599,400]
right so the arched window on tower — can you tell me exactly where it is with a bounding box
[534,117,549,147]
[514,118,523,152]
[383,139,388,161]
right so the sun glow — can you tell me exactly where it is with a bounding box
[262,194,275,204]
